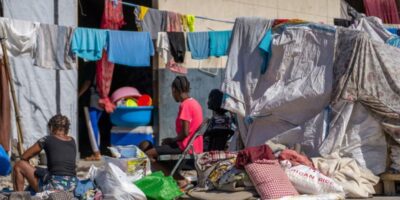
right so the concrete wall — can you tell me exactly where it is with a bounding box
[157,0,341,30]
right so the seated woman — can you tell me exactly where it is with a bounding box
[139,76,203,187]
[13,114,77,192]
[204,89,235,151]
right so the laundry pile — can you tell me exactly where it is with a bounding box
[189,144,378,200]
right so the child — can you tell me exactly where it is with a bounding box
[204,89,235,151]
[13,114,77,192]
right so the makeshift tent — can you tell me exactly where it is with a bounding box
[2,0,78,150]
[221,17,400,175]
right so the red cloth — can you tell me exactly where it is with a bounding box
[0,59,10,151]
[96,51,115,113]
[363,0,400,24]
[245,160,298,199]
[100,0,125,30]
[235,144,275,169]
[278,149,314,168]
[97,0,126,113]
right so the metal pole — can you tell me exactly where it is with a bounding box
[0,38,24,156]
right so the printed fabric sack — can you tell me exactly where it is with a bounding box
[281,161,344,195]
[245,159,298,199]
[134,171,183,200]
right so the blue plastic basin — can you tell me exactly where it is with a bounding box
[110,106,153,127]
[0,145,11,176]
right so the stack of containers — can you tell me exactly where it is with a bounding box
[110,87,154,146]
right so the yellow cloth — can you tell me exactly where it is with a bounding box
[182,15,195,32]
[138,6,149,20]
[186,15,195,32]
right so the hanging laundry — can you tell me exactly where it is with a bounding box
[108,31,154,67]
[157,32,187,74]
[363,0,400,24]
[167,32,186,63]
[209,31,232,57]
[167,12,183,32]
[96,0,125,113]
[96,51,115,113]
[135,6,167,40]
[0,58,10,152]
[71,28,107,61]
[0,18,39,57]
[101,0,126,30]
[182,15,196,32]
[258,29,273,74]
[187,32,209,60]
[187,15,195,32]
[34,24,76,70]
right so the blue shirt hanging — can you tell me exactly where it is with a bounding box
[108,31,154,67]
[209,31,232,57]
[71,28,107,61]
[188,32,209,60]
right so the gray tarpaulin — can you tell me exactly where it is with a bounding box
[3,0,77,27]
[319,101,387,174]
[222,23,336,147]
[350,17,393,42]
[221,17,273,117]
[3,0,78,149]
[8,56,77,149]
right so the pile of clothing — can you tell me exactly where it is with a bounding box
[192,144,379,200]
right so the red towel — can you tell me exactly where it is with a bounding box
[235,144,275,169]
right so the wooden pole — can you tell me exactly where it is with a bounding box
[0,38,24,156]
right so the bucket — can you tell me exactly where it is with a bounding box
[110,106,153,127]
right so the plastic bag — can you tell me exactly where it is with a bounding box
[134,171,183,200]
[281,161,344,195]
[94,162,146,200]
[104,156,150,182]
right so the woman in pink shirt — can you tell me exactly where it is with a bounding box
[139,76,203,187]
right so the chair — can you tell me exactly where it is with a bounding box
[170,118,210,177]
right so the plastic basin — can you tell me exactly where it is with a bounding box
[0,145,11,176]
[110,106,153,127]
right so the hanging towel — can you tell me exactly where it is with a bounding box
[135,7,167,40]
[71,28,107,61]
[258,29,273,74]
[0,18,39,57]
[209,31,232,57]
[108,31,154,67]
[0,58,10,152]
[101,0,126,30]
[187,32,209,60]
[167,12,183,32]
[167,32,186,63]
[34,24,76,70]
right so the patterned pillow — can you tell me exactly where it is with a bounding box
[245,159,298,199]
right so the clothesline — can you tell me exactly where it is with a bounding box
[120,1,235,24]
